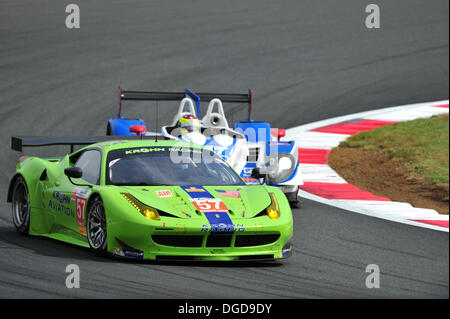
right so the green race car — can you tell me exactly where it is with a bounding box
[7,136,293,261]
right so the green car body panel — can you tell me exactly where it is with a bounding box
[7,140,293,261]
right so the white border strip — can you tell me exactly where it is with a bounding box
[299,190,449,232]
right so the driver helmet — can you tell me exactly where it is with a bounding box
[178,114,201,133]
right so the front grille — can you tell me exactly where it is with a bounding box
[152,235,203,247]
[206,234,233,247]
[234,234,280,247]
[247,147,260,162]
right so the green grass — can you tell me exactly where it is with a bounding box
[340,114,449,185]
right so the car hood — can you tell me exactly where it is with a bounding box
[120,185,271,219]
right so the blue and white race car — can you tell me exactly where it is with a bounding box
[106,87,303,207]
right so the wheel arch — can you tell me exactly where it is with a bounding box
[7,173,24,203]
[7,158,51,204]
[85,191,109,227]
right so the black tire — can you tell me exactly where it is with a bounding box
[86,196,108,256]
[285,191,302,209]
[106,123,112,136]
[289,200,302,209]
[11,176,31,234]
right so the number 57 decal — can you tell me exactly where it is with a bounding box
[190,198,228,213]
[71,187,91,227]
[76,197,86,227]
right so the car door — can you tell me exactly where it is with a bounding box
[55,149,102,237]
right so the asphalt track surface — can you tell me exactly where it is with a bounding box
[0,0,448,298]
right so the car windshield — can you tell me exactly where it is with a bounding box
[106,146,245,186]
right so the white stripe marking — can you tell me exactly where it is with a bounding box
[299,164,347,183]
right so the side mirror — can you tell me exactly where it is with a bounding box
[64,167,93,188]
[64,167,83,179]
[251,168,266,180]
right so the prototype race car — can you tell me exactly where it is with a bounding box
[106,87,303,207]
[7,136,293,261]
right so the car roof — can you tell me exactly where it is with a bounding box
[85,139,204,153]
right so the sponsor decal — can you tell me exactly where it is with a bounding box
[49,191,75,217]
[71,188,91,227]
[180,185,213,199]
[78,225,86,236]
[184,186,206,193]
[243,167,253,174]
[71,188,90,201]
[125,147,166,155]
[202,212,245,232]
[242,177,259,183]
[282,247,291,258]
[156,190,173,198]
[53,191,71,205]
[190,198,228,213]
[48,199,75,217]
[112,248,144,259]
[215,189,240,198]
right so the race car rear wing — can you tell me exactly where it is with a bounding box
[118,86,254,120]
[11,135,161,153]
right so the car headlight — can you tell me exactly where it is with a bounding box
[254,192,280,220]
[266,153,296,184]
[121,193,160,220]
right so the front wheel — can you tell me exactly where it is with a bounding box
[285,191,302,209]
[11,176,31,234]
[87,196,108,256]
[289,200,302,209]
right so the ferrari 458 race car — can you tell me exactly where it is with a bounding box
[106,87,303,207]
[7,136,293,261]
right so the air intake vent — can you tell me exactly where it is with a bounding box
[234,234,280,247]
[206,234,232,247]
[152,235,203,247]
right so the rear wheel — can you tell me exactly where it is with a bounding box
[11,176,30,234]
[87,196,108,256]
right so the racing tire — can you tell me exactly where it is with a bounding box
[289,200,302,209]
[86,196,108,257]
[11,176,30,235]
[286,191,302,209]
